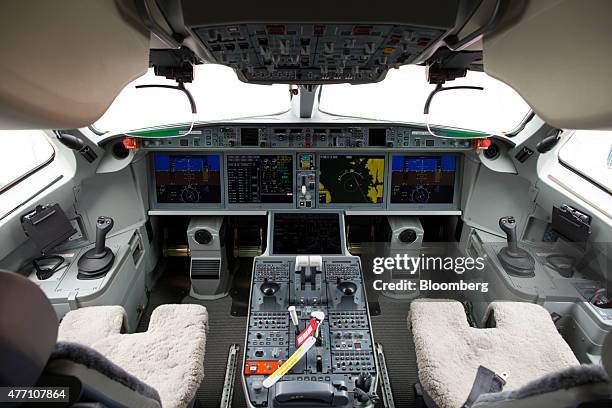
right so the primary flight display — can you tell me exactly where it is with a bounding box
[390,155,456,204]
[154,154,222,203]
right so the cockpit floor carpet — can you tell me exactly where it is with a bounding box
[371,296,418,408]
[136,261,248,407]
[136,259,190,332]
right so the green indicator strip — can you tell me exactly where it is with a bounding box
[433,128,491,139]
[125,127,190,138]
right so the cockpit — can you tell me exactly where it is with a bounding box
[0,1,611,408]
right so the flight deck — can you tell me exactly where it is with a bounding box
[140,123,470,406]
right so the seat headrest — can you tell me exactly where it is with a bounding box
[0,270,58,387]
[603,330,612,376]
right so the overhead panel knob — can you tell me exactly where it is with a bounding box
[279,39,290,55]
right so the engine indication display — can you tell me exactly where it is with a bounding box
[154,154,221,204]
[272,213,342,254]
[319,155,385,205]
[390,155,456,204]
[227,155,294,204]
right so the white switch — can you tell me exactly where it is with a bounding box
[279,39,290,55]
[309,255,323,270]
[288,306,300,326]
[295,256,309,271]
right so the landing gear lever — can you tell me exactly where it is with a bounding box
[78,216,115,278]
[497,216,535,277]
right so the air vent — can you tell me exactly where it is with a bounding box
[112,141,129,159]
[191,259,220,279]
[194,229,213,245]
[484,143,500,160]
[399,229,417,243]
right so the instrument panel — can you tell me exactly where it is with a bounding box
[150,151,461,211]
[146,123,467,212]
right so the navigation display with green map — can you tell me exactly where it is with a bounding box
[319,155,385,204]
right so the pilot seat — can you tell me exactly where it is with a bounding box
[0,270,208,408]
[409,299,612,408]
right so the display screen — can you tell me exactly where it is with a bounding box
[273,213,342,254]
[154,154,222,203]
[227,155,293,204]
[319,155,385,205]
[390,155,457,204]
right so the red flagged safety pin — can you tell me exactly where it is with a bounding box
[296,317,319,346]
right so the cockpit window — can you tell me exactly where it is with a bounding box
[559,130,612,194]
[93,65,291,134]
[0,130,54,193]
[318,65,532,136]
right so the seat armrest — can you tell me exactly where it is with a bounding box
[47,342,161,408]
[58,306,128,346]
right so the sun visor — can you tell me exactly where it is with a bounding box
[0,1,150,130]
[483,0,612,130]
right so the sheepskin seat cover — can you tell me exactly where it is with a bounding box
[58,304,208,408]
[409,300,578,408]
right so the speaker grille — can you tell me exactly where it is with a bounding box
[191,259,221,279]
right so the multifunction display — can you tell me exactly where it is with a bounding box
[154,154,222,203]
[319,155,385,205]
[272,213,342,255]
[390,155,456,204]
[227,155,294,204]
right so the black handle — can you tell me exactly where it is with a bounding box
[56,133,85,151]
[536,133,561,153]
[499,216,518,253]
[273,381,333,405]
[94,216,114,256]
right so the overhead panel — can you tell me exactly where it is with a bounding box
[190,23,447,84]
[180,0,461,84]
